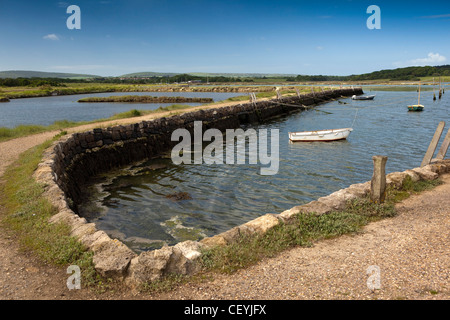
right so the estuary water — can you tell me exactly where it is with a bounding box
[0,91,243,128]
[58,89,450,252]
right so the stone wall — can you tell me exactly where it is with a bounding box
[34,87,420,286]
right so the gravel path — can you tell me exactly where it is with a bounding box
[0,106,448,300]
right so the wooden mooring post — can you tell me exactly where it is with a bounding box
[435,128,450,161]
[371,155,388,204]
[421,121,445,167]
[249,92,257,105]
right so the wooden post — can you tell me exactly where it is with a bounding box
[371,155,388,204]
[421,121,445,167]
[435,128,450,161]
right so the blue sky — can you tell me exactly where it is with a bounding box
[1,0,449,76]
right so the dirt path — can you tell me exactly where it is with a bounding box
[0,103,449,300]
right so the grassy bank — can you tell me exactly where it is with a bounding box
[0,133,106,288]
[0,104,197,143]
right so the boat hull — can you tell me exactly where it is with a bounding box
[408,104,424,112]
[352,95,375,100]
[289,128,353,142]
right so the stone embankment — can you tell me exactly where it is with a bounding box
[33,87,409,287]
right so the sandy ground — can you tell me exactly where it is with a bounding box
[0,102,449,300]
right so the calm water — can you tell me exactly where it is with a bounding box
[76,89,448,252]
[0,91,243,128]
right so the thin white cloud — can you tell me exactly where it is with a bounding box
[394,52,447,67]
[43,34,60,41]
[316,46,324,51]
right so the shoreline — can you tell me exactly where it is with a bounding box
[1,80,446,101]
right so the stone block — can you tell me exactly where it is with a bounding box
[239,214,280,235]
[92,239,136,278]
[412,166,439,180]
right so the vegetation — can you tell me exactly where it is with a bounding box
[0,133,104,288]
[287,65,450,82]
[1,65,450,90]
[0,70,99,79]
[77,95,213,103]
[0,121,79,142]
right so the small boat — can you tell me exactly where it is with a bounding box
[289,128,353,142]
[408,81,424,112]
[352,95,375,100]
[408,105,424,112]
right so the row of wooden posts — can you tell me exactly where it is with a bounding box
[371,121,450,203]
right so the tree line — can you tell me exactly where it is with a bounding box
[287,65,450,82]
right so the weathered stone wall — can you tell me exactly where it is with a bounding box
[34,87,415,286]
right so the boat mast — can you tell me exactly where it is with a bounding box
[433,77,436,100]
[418,81,421,105]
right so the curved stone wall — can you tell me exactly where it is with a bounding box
[38,87,445,287]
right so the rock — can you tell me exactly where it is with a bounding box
[126,246,174,283]
[174,240,204,261]
[296,201,333,215]
[404,170,421,182]
[279,206,302,222]
[70,222,97,240]
[412,166,439,180]
[386,172,408,188]
[239,214,280,235]
[215,227,241,244]
[79,230,110,248]
[92,239,136,278]
[317,191,348,211]
[346,181,371,197]
[200,235,228,248]
[165,246,195,275]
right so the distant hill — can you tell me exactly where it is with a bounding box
[120,71,297,78]
[121,66,450,81]
[347,65,450,81]
[0,70,100,79]
[291,65,450,82]
[119,71,179,78]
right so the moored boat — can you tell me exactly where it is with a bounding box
[408,104,424,112]
[408,81,424,112]
[352,95,375,100]
[289,128,353,142]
